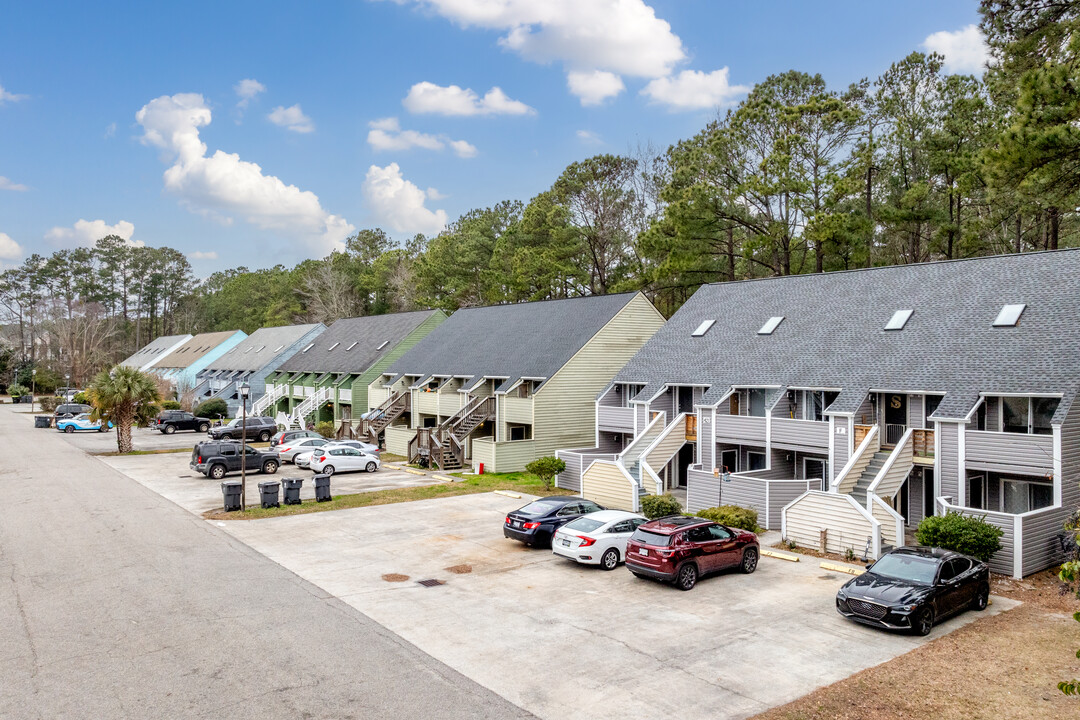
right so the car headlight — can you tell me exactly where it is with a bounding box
[892,603,920,613]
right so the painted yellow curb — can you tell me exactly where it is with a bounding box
[494,490,522,499]
[432,474,456,483]
[820,561,865,576]
[401,467,428,476]
[761,549,799,562]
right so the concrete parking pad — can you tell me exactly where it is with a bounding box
[217,492,1019,720]
[54,423,210,453]
[99,451,438,514]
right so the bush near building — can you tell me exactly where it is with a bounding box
[696,505,760,532]
[914,511,1004,562]
[640,493,683,519]
[193,398,228,420]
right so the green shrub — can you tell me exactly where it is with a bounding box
[695,505,759,532]
[193,398,228,419]
[40,396,65,412]
[915,511,1004,562]
[525,456,566,490]
[8,384,28,397]
[640,493,683,519]
[161,400,182,410]
[72,391,89,405]
[315,420,336,439]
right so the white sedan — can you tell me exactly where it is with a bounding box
[295,440,379,468]
[309,446,381,475]
[552,510,648,570]
[277,437,331,463]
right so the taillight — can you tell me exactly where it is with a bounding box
[522,521,541,530]
[505,516,511,525]
[281,447,291,453]
[318,456,326,462]
[577,536,596,547]
[197,456,202,463]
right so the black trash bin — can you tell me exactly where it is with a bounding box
[34,415,52,429]
[313,473,332,503]
[221,479,242,512]
[282,477,304,505]
[259,480,281,509]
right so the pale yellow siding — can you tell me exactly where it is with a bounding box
[870,438,913,501]
[472,437,495,471]
[836,427,879,493]
[384,425,415,456]
[472,437,536,473]
[784,492,876,556]
[582,460,637,511]
[643,414,688,486]
[416,391,440,416]
[533,293,665,460]
[502,396,534,425]
[871,497,903,548]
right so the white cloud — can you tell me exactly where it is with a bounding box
[366,117,478,158]
[0,176,27,191]
[188,250,218,260]
[403,82,534,116]
[641,68,748,111]
[234,78,266,107]
[0,232,23,260]
[362,163,448,235]
[923,24,989,75]
[46,219,140,247]
[268,104,314,133]
[567,70,625,106]
[104,122,117,139]
[426,187,447,200]
[0,83,27,104]
[136,93,353,255]
[576,129,602,144]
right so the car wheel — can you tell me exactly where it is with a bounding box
[600,548,619,571]
[914,607,934,636]
[263,460,278,474]
[164,424,176,435]
[365,462,377,473]
[210,464,226,480]
[740,548,759,574]
[220,433,233,441]
[258,431,271,442]
[64,425,75,434]
[972,584,989,611]
[198,423,209,433]
[98,425,107,433]
[323,465,335,476]
[676,563,698,591]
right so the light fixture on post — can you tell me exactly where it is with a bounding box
[31,368,36,412]
[239,384,251,511]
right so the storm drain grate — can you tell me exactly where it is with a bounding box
[416,578,445,588]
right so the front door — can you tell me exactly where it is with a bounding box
[720,449,737,474]
[884,393,907,445]
[676,443,695,487]
[923,468,936,519]
[677,386,694,414]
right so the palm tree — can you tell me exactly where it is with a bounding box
[87,366,161,453]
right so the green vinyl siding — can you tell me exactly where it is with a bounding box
[355,310,448,412]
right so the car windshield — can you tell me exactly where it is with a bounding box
[517,501,559,516]
[563,518,604,533]
[869,553,939,585]
[227,418,242,427]
[630,529,674,547]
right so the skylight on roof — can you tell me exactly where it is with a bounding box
[376,340,389,351]
[255,345,265,353]
[691,320,715,337]
[993,304,1026,327]
[243,347,252,353]
[885,309,914,331]
[758,316,784,335]
[327,342,340,351]
[345,341,358,351]
[273,345,284,352]
[302,343,314,353]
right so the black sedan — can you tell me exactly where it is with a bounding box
[503,496,605,548]
[836,546,990,636]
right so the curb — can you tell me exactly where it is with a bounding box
[820,561,865,576]
[494,490,522,499]
[761,549,799,562]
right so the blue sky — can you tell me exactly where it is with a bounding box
[0,0,984,276]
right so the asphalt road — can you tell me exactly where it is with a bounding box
[0,406,532,720]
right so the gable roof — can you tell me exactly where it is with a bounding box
[155,331,244,370]
[119,334,191,368]
[205,324,324,372]
[277,310,443,374]
[616,250,1080,421]
[386,293,640,386]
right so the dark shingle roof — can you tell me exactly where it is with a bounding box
[386,293,639,385]
[616,250,1080,421]
[206,324,324,372]
[277,310,442,374]
[119,334,191,368]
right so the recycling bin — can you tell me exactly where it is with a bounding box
[313,473,332,503]
[283,477,304,505]
[221,479,242,512]
[259,480,281,509]
[34,416,52,428]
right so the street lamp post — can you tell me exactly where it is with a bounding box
[239,384,250,511]
[31,369,36,412]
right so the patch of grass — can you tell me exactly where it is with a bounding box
[379,452,407,463]
[204,470,561,521]
[93,447,191,457]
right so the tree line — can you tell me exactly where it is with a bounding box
[2,1,1077,388]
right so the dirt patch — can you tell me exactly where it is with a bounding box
[445,564,472,574]
[381,573,410,582]
[771,541,868,566]
[992,568,1077,613]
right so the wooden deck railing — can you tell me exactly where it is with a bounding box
[854,424,874,447]
[685,414,698,441]
[912,428,934,458]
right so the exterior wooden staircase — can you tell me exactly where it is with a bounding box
[363,390,410,442]
[407,395,495,470]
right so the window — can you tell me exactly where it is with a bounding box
[1002,478,1053,513]
[557,503,582,517]
[1002,396,1028,433]
[1000,396,1059,434]
[686,526,711,543]
[708,525,732,540]
[691,319,716,337]
[758,316,784,335]
[884,309,913,331]
[747,451,766,471]
[993,303,1026,327]
[968,475,985,510]
[509,424,531,441]
[748,389,767,417]
[220,446,237,457]
[803,390,825,421]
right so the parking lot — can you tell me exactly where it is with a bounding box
[55,422,215,453]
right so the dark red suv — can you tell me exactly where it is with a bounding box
[624,516,759,590]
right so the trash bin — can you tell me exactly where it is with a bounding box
[20,395,33,404]
[313,473,332,503]
[478,463,484,475]
[259,480,281,509]
[221,480,242,512]
[34,415,52,428]
[282,477,304,505]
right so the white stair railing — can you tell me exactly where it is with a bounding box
[252,383,287,416]
[289,386,330,427]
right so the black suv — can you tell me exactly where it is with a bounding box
[190,441,280,480]
[155,410,211,434]
[208,416,279,442]
[270,429,323,448]
[55,403,92,420]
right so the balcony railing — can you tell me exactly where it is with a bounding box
[712,413,767,444]
[854,424,874,447]
[965,429,1054,475]
[597,405,635,432]
[770,417,829,449]
[685,414,698,441]
[912,428,934,458]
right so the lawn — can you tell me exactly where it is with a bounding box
[203,469,562,521]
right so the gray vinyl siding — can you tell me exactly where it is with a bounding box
[854,394,874,425]
[687,466,721,512]
[906,472,924,526]
[832,421,849,482]
[984,396,1000,430]
[964,430,1054,476]
[635,403,647,430]
[768,482,815,530]
[558,452,584,492]
[1063,401,1080,513]
[769,448,795,476]
[975,511,1016,575]
[1022,508,1069,575]
[938,422,960,502]
[771,418,830,451]
[598,384,622,407]
[910,395,926,429]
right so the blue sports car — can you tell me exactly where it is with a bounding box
[56,413,112,433]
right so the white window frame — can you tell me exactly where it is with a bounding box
[997,395,1058,435]
[747,451,767,472]
[999,476,1053,514]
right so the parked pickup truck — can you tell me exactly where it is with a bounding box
[155,410,212,434]
[190,440,280,480]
